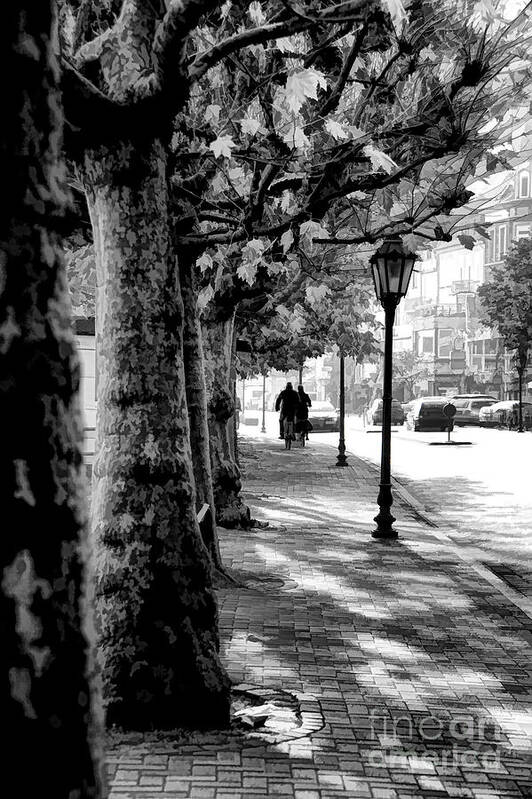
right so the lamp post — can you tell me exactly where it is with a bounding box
[336,352,347,466]
[261,372,267,433]
[370,239,418,539]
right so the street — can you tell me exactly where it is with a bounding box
[241,411,532,591]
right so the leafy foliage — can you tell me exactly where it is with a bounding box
[392,350,430,394]
[478,237,532,371]
[65,244,96,318]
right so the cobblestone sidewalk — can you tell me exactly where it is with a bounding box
[107,436,532,799]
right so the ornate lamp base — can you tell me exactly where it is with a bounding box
[336,447,348,467]
[372,484,398,539]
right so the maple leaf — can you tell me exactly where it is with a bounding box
[281,190,293,213]
[346,124,366,139]
[289,314,306,334]
[347,190,367,201]
[281,229,294,253]
[237,261,259,285]
[248,0,265,24]
[363,145,397,174]
[325,119,349,140]
[240,115,261,135]
[197,284,214,311]
[305,284,330,306]
[400,233,424,253]
[220,0,232,19]
[389,201,406,218]
[285,68,327,113]
[209,135,235,159]
[381,0,407,32]
[244,238,266,259]
[299,220,329,249]
[458,234,476,250]
[196,253,213,273]
[227,165,251,195]
[204,104,221,125]
[267,261,288,275]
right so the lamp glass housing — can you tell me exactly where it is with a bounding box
[370,240,418,303]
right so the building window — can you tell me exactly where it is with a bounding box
[494,224,507,261]
[438,329,453,358]
[518,169,530,198]
[417,332,434,356]
[515,224,530,241]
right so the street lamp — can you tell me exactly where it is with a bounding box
[336,351,347,466]
[370,239,419,538]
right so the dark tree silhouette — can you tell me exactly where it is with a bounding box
[0,2,103,795]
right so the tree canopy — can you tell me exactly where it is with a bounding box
[478,237,532,371]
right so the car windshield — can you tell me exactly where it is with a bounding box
[471,400,495,409]
[311,401,336,412]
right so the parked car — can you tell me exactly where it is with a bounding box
[451,397,498,426]
[478,400,532,428]
[308,400,340,432]
[369,398,405,425]
[450,393,497,400]
[405,396,454,432]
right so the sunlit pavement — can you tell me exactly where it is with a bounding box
[313,415,532,599]
[108,423,532,799]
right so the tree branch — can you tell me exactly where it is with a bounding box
[152,0,221,91]
[188,0,369,83]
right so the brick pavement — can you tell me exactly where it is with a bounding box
[106,436,532,799]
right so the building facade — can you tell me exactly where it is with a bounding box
[392,156,532,400]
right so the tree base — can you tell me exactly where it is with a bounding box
[105,683,231,731]
[216,498,253,529]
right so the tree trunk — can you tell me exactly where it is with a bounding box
[80,138,230,729]
[202,314,251,528]
[1,3,103,795]
[179,250,224,572]
[517,367,524,432]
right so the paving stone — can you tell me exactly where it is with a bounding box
[106,436,532,799]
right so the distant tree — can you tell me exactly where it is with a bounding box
[392,351,430,400]
[478,238,532,431]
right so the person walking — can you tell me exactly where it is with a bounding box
[275,382,300,439]
[295,385,312,442]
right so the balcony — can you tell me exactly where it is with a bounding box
[416,303,466,318]
[451,280,480,295]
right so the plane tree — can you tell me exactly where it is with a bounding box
[57,0,379,729]
[1,2,103,794]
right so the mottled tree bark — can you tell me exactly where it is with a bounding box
[202,313,251,528]
[0,3,103,796]
[81,139,230,729]
[179,251,224,572]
